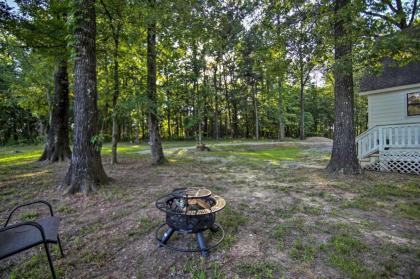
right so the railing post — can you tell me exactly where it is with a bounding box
[378,127,383,152]
[407,126,412,146]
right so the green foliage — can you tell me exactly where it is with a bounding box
[1,0,418,145]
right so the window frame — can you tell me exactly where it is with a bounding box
[407,92,420,117]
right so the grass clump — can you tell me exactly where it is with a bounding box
[184,258,207,279]
[19,211,39,221]
[81,250,108,267]
[274,207,292,219]
[398,201,420,219]
[235,260,281,279]
[79,220,105,236]
[290,238,317,262]
[9,251,64,279]
[272,223,293,249]
[342,197,377,210]
[217,206,248,250]
[58,203,75,214]
[321,233,373,279]
[128,218,159,238]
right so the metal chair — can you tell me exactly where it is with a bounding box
[0,200,64,279]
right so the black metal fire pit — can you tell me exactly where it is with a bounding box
[155,188,226,257]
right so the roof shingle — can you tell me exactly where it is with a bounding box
[360,59,420,92]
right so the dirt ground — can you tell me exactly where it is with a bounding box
[0,141,419,279]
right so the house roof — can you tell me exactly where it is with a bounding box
[360,59,420,93]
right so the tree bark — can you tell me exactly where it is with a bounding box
[147,0,165,164]
[223,67,232,137]
[327,0,362,175]
[299,77,305,140]
[39,59,71,162]
[61,0,109,194]
[111,38,119,165]
[212,65,219,140]
[252,82,259,140]
[278,79,285,141]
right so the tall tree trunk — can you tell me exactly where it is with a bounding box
[278,79,285,141]
[167,107,171,139]
[232,101,239,138]
[231,73,239,138]
[213,66,219,140]
[223,68,232,137]
[327,0,361,174]
[61,0,109,194]
[40,59,71,162]
[195,80,203,146]
[299,78,305,140]
[111,38,119,165]
[147,0,165,164]
[252,83,259,140]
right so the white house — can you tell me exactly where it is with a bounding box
[357,59,420,175]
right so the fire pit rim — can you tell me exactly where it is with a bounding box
[155,189,226,216]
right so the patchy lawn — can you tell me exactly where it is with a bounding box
[0,140,419,279]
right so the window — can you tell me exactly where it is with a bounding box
[407,92,420,116]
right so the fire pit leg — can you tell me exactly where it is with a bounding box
[196,232,209,257]
[210,224,219,233]
[159,227,175,247]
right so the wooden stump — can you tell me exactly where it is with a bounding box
[196,144,211,151]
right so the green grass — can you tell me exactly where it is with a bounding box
[20,211,39,221]
[79,220,105,236]
[0,145,43,165]
[290,238,317,262]
[235,260,281,279]
[272,223,293,249]
[342,197,378,210]
[217,206,248,250]
[127,217,159,238]
[213,146,303,162]
[57,203,76,214]
[398,202,420,219]
[8,250,64,279]
[321,233,373,279]
[101,143,145,155]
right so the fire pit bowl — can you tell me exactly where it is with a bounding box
[155,187,226,257]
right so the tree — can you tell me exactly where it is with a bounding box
[146,0,165,165]
[39,59,71,161]
[61,0,109,194]
[2,1,72,161]
[285,2,323,140]
[99,0,126,164]
[364,0,418,30]
[327,0,362,174]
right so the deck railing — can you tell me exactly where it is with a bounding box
[356,123,420,159]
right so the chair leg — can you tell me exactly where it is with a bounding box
[57,235,64,257]
[43,242,57,279]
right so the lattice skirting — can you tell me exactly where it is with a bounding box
[363,151,420,175]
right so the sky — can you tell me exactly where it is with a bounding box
[5,0,18,10]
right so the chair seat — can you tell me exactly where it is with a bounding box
[0,216,60,260]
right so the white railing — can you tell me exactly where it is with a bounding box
[357,123,420,159]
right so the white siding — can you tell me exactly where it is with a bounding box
[368,87,420,128]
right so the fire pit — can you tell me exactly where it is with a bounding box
[155,188,226,257]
